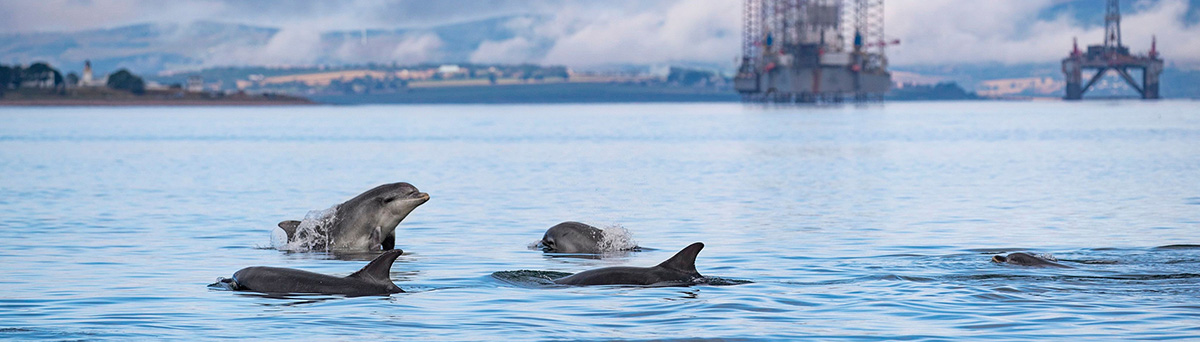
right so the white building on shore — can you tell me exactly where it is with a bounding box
[79,60,106,87]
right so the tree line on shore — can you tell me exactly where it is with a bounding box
[0,62,146,97]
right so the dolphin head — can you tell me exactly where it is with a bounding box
[341,182,429,235]
[369,182,430,223]
[991,255,1008,263]
[540,222,603,253]
[375,182,430,215]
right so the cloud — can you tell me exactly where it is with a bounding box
[886,0,1200,66]
[203,27,322,67]
[0,0,228,33]
[0,0,556,33]
[1122,0,1200,66]
[540,0,740,67]
[197,28,445,68]
[466,1,742,67]
[470,37,541,64]
[2,0,1198,69]
[387,34,445,64]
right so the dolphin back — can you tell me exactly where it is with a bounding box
[553,242,706,286]
[231,249,406,295]
[993,252,1071,268]
[348,249,405,285]
[655,242,704,275]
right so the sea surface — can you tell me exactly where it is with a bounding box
[1,101,1198,341]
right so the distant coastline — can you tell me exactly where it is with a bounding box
[2,60,985,106]
[0,98,314,106]
[2,79,987,106]
[309,82,740,105]
[0,87,313,106]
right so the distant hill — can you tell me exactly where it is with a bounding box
[0,22,271,75]
[0,16,549,77]
[886,82,979,101]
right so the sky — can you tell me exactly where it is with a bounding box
[1,0,1198,68]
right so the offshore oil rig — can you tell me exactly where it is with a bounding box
[734,0,893,102]
[1062,0,1163,100]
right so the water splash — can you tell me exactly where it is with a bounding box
[207,277,237,291]
[275,206,338,252]
[697,277,755,286]
[598,224,638,253]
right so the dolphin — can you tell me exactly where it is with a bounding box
[539,221,604,253]
[215,249,405,296]
[278,182,429,251]
[991,252,1071,268]
[554,242,705,286]
[538,221,640,254]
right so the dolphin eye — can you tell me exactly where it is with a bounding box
[381,196,397,203]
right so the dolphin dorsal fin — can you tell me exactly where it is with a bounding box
[656,242,704,274]
[349,249,404,282]
[277,220,301,240]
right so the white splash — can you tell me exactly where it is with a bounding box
[598,224,639,253]
[276,205,338,252]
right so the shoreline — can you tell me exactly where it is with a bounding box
[0,98,315,106]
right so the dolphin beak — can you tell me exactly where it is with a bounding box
[415,192,430,202]
[992,255,1007,263]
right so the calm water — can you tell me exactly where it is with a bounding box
[1,101,1198,341]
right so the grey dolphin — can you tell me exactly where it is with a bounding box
[218,249,405,296]
[278,182,429,251]
[539,221,604,253]
[554,242,705,286]
[991,252,1071,268]
[538,221,640,254]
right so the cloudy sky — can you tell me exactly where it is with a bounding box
[2,0,1198,68]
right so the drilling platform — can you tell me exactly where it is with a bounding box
[1062,0,1163,100]
[734,0,893,102]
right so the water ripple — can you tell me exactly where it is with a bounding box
[3,103,1200,340]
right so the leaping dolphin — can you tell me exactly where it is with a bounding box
[554,242,705,286]
[278,182,429,251]
[215,249,405,296]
